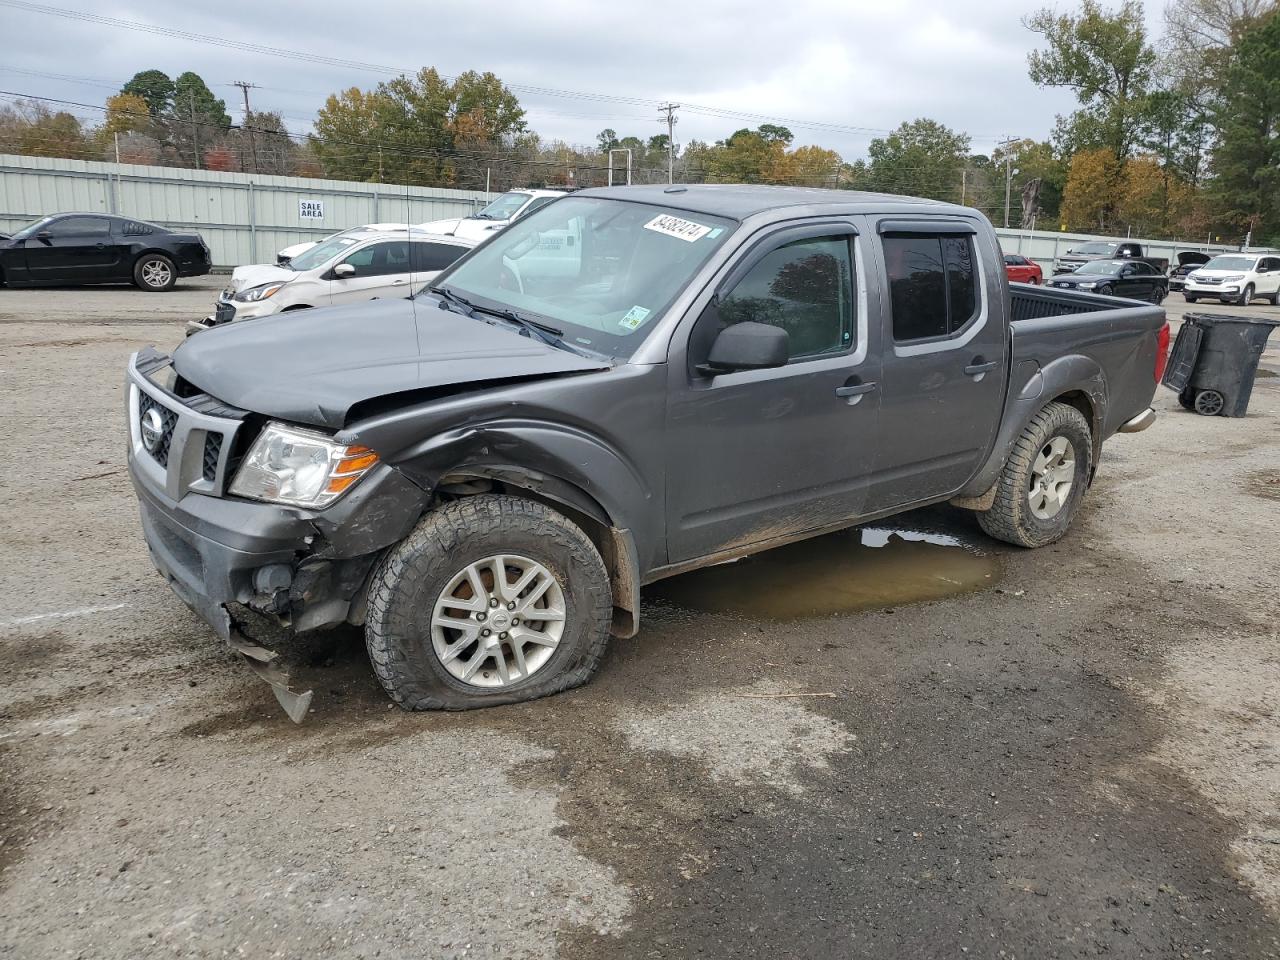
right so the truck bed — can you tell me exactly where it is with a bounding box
[1006,283,1165,442]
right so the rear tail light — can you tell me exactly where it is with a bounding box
[1154,322,1170,383]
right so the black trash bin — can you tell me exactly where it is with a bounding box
[1162,313,1280,417]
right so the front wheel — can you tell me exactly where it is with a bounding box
[1096,284,1113,297]
[977,401,1093,548]
[1184,294,1198,303]
[134,253,176,291]
[365,495,612,710]
[1240,284,1254,305]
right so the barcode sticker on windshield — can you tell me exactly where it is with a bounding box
[644,214,713,243]
[620,305,651,330]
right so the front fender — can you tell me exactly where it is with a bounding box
[957,353,1105,499]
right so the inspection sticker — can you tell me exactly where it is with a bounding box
[620,305,652,330]
[643,214,713,243]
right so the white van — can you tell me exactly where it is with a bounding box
[1184,253,1280,305]
[192,230,476,332]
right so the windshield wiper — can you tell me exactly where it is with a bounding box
[486,306,564,344]
[428,285,476,316]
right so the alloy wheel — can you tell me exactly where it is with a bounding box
[1028,436,1076,520]
[142,260,172,288]
[430,554,566,688]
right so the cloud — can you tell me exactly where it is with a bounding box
[0,0,1156,160]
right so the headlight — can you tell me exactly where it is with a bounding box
[229,423,380,508]
[1219,274,1245,282]
[1076,281,1097,289]
[234,281,288,302]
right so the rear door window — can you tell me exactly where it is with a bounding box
[410,241,468,272]
[884,232,979,342]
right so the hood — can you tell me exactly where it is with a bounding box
[415,216,508,241]
[1049,273,1108,285]
[227,263,295,294]
[1177,252,1211,267]
[173,297,611,429]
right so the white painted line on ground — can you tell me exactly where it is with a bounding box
[0,602,129,629]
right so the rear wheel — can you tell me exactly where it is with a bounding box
[133,253,176,292]
[1194,389,1225,416]
[365,495,612,710]
[977,401,1093,549]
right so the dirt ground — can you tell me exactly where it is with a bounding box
[1,278,1278,960]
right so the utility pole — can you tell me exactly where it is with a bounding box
[997,136,1019,228]
[233,81,259,175]
[961,167,967,205]
[659,103,679,184]
[188,90,201,169]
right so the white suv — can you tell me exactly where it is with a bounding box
[192,230,475,332]
[1184,253,1280,306]
[419,189,567,241]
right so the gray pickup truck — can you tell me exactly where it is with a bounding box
[125,185,1167,716]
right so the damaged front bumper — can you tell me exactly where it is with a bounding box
[125,348,429,719]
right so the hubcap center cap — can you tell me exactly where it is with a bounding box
[491,611,511,628]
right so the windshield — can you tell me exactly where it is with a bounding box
[1201,256,1256,271]
[11,216,54,240]
[435,196,736,358]
[287,234,365,271]
[474,192,532,221]
[1072,242,1118,255]
[1076,260,1124,275]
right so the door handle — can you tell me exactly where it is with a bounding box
[392,279,409,285]
[834,381,876,405]
[964,360,998,376]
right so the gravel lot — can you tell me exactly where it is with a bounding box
[1,278,1278,959]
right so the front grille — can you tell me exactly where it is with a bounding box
[138,393,178,468]
[202,434,222,482]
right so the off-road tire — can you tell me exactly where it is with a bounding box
[365,495,612,710]
[133,253,176,291]
[977,401,1094,549]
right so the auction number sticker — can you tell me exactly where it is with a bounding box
[643,214,712,243]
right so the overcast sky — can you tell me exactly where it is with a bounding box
[0,0,1170,160]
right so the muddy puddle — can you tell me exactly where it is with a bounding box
[645,526,999,620]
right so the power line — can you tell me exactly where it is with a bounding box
[0,0,1009,143]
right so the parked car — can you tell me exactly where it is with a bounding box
[276,223,410,265]
[0,213,210,291]
[1003,253,1043,284]
[189,229,476,333]
[1183,253,1280,305]
[418,189,567,242]
[1053,240,1167,276]
[1046,259,1168,303]
[1167,251,1211,292]
[125,185,1166,716]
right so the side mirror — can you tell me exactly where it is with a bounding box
[697,321,789,376]
[333,262,356,278]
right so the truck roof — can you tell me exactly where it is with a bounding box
[575,183,977,221]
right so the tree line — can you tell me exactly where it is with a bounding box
[0,0,1276,243]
